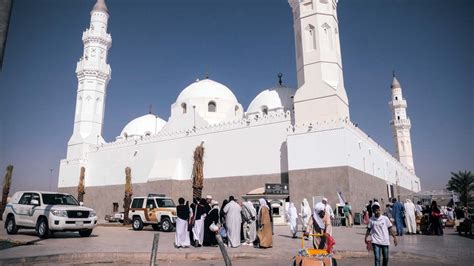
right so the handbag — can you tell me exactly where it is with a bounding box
[209,222,219,232]
[219,227,227,238]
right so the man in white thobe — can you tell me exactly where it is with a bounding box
[242,200,257,245]
[223,196,242,247]
[404,199,416,234]
[315,197,334,235]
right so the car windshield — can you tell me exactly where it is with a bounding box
[42,194,79,205]
[156,198,175,207]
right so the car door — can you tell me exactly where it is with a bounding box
[145,198,158,222]
[15,193,33,225]
[24,193,41,227]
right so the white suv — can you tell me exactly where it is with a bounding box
[129,195,177,232]
[3,191,97,238]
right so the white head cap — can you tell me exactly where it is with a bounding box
[206,195,212,199]
[322,197,328,202]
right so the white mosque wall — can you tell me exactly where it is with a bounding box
[287,120,421,193]
[58,112,292,188]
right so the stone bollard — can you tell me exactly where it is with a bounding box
[150,233,160,266]
[215,233,232,266]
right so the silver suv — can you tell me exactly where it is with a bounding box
[3,191,97,238]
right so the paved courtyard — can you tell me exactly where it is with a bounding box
[0,221,472,265]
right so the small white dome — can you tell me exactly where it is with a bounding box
[176,79,237,103]
[119,114,166,139]
[247,85,295,114]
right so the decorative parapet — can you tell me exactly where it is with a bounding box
[60,158,88,165]
[287,117,349,134]
[95,110,292,151]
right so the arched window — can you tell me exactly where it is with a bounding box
[181,103,187,114]
[305,24,316,51]
[261,106,268,115]
[235,105,239,115]
[208,101,216,112]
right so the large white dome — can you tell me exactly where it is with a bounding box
[247,85,295,114]
[119,114,166,139]
[176,79,237,102]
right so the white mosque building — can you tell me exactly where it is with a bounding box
[58,0,421,220]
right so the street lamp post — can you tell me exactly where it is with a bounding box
[49,168,53,191]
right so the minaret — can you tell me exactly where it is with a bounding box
[67,0,112,159]
[389,74,415,173]
[288,0,349,125]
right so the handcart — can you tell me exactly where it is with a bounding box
[292,234,336,266]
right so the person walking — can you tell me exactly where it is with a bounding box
[403,199,416,234]
[287,202,298,238]
[365,204,398,266]
[391,198,404,236]
[256,198,272,248]
[175,197,191,248]
[300,198,312,233]
[223,196,242,247]
[343,202,353,227]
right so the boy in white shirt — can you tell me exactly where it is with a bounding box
[364,204,398,266]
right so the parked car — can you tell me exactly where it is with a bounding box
[105,212,124,223]
[2,191,97,238]
[129,194,177,232]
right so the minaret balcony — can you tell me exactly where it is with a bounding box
[390,118,411,127]
[388,99,407,108]
[82,29,112,47]
[76,60,111,79]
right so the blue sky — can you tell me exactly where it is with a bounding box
[0,0,472,193]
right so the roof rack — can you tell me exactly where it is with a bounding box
[148,193,166,197]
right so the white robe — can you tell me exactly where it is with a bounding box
[242,201,257,243]
[192,216,205,245]
[300,199,312,231]
[404,200,416,233]
[288,203,298,235]
[223,200,242,247]
[175,217,190,247]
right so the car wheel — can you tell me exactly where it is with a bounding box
[151,224,160,231]
[79,229,93,237]
[161,217,173,232]
[132,216,144,231]
[5,216,18,235]
[36,217,50,239]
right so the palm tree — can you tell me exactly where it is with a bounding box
[77,167,86,203]
[0,165,14,220]
[192,142,205,199]
[123,167,133,225]
[446,171,474,207]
